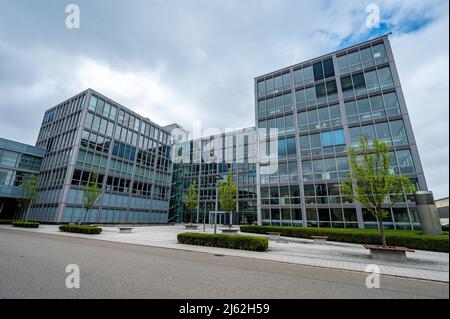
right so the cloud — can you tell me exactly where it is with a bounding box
[390,14,449,199]
[0,0,448,197]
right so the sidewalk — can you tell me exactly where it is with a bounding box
[1,224,448,282]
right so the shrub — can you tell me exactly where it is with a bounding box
[59,224,102,234]
[177,232,268,252]
[442,225,449,232]
[12,221,40,228]
[0,219,14,225]
[240,226,449,253]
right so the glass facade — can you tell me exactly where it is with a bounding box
[0,138,44,218]
[255,35,427,230]
[169,128,257,224]
[30,89,172,223]
[13,35,427,229]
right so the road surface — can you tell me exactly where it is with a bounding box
[0,228,447,298]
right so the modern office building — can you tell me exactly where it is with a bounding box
[29,89,173,223]
[0,138,45,219]
[1,34,429,229]
[255,34,427,229]
[169,127,257,224]
[435,197,449,225]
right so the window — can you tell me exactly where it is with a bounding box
[274,75,283,93]
[341,76,353,98]
[275,95,283,113]
[315,83,327,104]
[303,66,314,84]
[294,68,304,86]
[370,94,385,119]
[258,101,266,117]
[383,92,400,116]
[305,87,316,106]
[266,98,275,115]
[360,47,374,68]
[283,93,292,111]
[329,104,342,126]
[375,122,391,145]
[282,73,291,91]
[285,115,295,133]
[337,55,349,74]
[361,124,376,143]
[265,78,274,95]
[364,70,379,93]
[321,129,345,147]
[313,61,324,81]
[286,137,296,156]
[95,98,105,115]
[326,80,338,101]
[378,67,394,89]
[345,100,358,124]
[89,96,97,111]
[109,105,117,120]
[298,112,308,132]
[390,120,408,146]
[258,81,265,98]
[397,150,415,174]
[276,116,285,135]
[318,107,330,129]
[348,51,361,71]
[352,73,366,96]
[323,58,335,78]
[295,89,306,108]
[302,161,313,181]
[372,43,387,64]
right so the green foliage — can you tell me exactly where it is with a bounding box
[442,225,449,232]
[183,180,198,224]
[0,219,14,225]
[12,221,40,228]
[177,232,268,251]
[59,225,102,234]
[341,136,415,246]
[240,226,449,252]
[82,172,102,224]
[218,170,238,228]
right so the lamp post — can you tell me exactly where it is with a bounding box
[214,174,223,234]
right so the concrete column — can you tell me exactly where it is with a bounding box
[415,191,443,235]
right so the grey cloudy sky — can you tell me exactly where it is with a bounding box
[0,0,448,198]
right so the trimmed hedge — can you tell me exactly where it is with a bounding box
[443,225,449,232]
[177,232,268,252]
[59,225,102,234]
[12,221,40,228]
[0,219,13,225]
[240,226,449,253]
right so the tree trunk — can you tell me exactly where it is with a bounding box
[83,209,89,225]
[229,211,232,230]
[24,200,32,222]
[379,217,387,247]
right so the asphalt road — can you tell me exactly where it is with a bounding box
[0,228,448,299]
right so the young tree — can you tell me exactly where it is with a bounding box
[218,170,238,229]
[184,180,198,225]
[82,172,101,224]
[18,174,39,221]
[341,136,415,247]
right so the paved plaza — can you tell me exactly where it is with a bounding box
[0,224,448,282]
